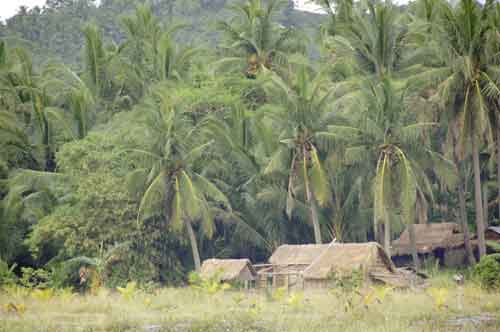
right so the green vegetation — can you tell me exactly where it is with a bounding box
[474,254,500,289]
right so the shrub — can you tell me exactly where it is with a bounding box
[188,271,231,294]
[474,254,500,289]
[486,240,500,254]
[328,269,363,292]
[0,259,17,286]
[19,267,51,289]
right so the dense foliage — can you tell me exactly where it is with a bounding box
[1,0,499,286]
[474,254,500,288]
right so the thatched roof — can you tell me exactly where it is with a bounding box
[302,242,396,280]
[269,244,330,266]
[200,259,256,281]
[391,223,470,256]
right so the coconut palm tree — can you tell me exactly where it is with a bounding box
[483,3,500,221]
[405,0,479,264]
[3,48,69,171]
[154,27,199,82]
[216,0,304,78]
[323,1,414,255]
[324,77,456,268]
[415,0,500,258]
[258,63,335,244]
[119,4,161,87]
[324,1,461,267]
[126,84,231,270]
[82,24,108,99]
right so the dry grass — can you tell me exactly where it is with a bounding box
[1,275,499,332]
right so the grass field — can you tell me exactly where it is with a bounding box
[1,273,499,332]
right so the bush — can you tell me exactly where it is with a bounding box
[328,269,363,292]
[474,254,500,289]
[486,240,500,254]
[19,267,52,289]
[0,258,17,286]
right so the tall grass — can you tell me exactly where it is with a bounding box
[1,275,499,332]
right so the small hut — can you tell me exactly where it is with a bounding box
[391,223,474,267]
[302,242,409,288]
[200,259,257,286]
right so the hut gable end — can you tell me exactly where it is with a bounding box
[200,259,256,282]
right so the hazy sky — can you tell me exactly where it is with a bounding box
[1,0,46,20]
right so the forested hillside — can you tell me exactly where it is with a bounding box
[0,0,322,67]
[1,0,499,287]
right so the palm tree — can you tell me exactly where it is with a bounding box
[4,48,69,171]
[324,1,460,267]
[0,169,64,261]
[126,85,230,270]
[419,0,500,258]
[483,3,500,222]
[216,0,304,78]
[120,4,161,86]
[323,1,412,255]
[67,86,94,139]
[259,64,334,244]
[406,0,478,264]
[154,27,199,82]
[325,77,455,266]
[82,24,107,99]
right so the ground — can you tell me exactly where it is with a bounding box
[0,273,499,332]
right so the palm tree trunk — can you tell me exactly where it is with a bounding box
[186,220,201,271]
[306,184,322,244]
[384,219,391,256]
[483,184,489,228]
[457,174,476,265]
[408,223,419,271]
[471,134,487,258]
[497,116,500,219]
[452,125,475,265]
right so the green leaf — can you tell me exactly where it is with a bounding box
[180,171,200,221]
[309,146,331,207]
[192,173,230,209]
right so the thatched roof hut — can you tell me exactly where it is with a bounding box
[391,223,474,267]
[302,242,409,288]
[262,242,411,288]
[200,259,257,282]
[391,223,470,256]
